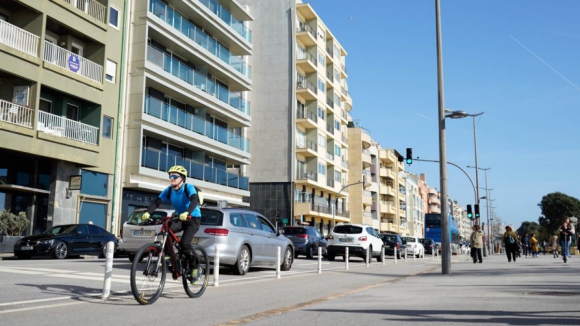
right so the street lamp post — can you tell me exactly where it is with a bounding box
[332,179,366,228]
[468,166,491,255]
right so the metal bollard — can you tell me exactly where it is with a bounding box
[394,246,397,264]
[345,247,349,270]
[382,247,385,266]
[101,241,114,301]
[366,247,370,267]
[404,248,408,262]
[214,247,220,287]
[318,247,322,274]
[413,248,416,261]
[276,246,281,279]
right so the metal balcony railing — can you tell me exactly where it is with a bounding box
[326,151,334,160]
[296,108,317,122]
[296,75,317,94]
[144,95,249,152]
[326,179,334,187]
[0,99,33,128]
[43,41,103,83]
[298,171,317,181]
[142,146,249,190]
[297,21,316,39]
[146,44,250,115]
[296,139,317,152]
[0,20,39,56]
[62,0,107,23]
[296,50,317,66]
[38,111,99,145]
[149,0,251,78]
[196,0,252,43]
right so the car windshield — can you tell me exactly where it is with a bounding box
[126,210,170,225]
[44,225,77,235]
[381,235,395,242]
[200,209,223,226]
[333,225,363,234]
[401,237,415,243]
[283,228,306,235]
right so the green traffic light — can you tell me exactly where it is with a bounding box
[467,213,473,218]
[406,158,412,164]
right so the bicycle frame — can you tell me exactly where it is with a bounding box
[154,217,183,280]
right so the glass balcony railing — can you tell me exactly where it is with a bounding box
[146,44,250,115]
[141,146,249,190]
[149,0,251,79]
[196,0,252,43]
[144,95,249,152]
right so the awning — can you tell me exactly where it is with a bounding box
[0,184,50,194]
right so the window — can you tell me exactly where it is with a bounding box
[318,163,325,175]
[317,106,325,120]
[334,144,341,156]
[318,133,326,148]
[296,128,305,148]
[106,60,117,83]
[109,5,119,28]
[334,171,341,182]
[317,78,325,93]
[66,104,79,121]
[318,51,325,66]
[102,115,114,139]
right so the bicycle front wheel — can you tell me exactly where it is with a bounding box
[130,244,166,305]
[183,245,210,298]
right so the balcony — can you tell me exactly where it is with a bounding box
[380,222,397,233]
[43,41,103,83]
[429,195,440,205]
[0,99,34,128]
[62,0,107,24]
[149,0,251,79]
[326,178,334,188]
[380,167,396,180]
[361,149,371,168]
[146,44,250,115]
[296,171,317,183]
[362,191,372,205]
[196,0,252,43]
[142,146,249,190]
[38,111,99,145]
[0,20,39,57]
[296,139,317,157]
[144,95,249,152]
[296,22,316,47]
[296,78,317,101]
[296,108,317,129]
[296,51,317,73]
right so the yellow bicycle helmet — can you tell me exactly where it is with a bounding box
[168,165,188,178]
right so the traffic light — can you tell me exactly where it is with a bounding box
[474,204,480,219]
[405,148,413,165]
[466,205,473,219]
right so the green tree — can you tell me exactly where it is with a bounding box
[538,192,580,234]
[0,210,29,236]
[516,221,544,240]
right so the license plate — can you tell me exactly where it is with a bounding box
[339,237,353,243]
[21,246,33,250]
[134,230,152,236]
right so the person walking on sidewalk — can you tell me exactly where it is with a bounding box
[530,233,539,257]
[559,220,573,263]
[470,225,484,264]
[549,233,559,258]
[503,225,519,262]
[565,216,575,259]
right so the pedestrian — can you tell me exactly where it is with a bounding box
[530,233,539,258]
[559,220,573,263]
[565,216,575,259]
[542,240,547,255]
[549,232,559,258]
[503,225,519,262]
[470,224,483,264]
[522,234,530,257]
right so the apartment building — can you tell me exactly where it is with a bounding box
[406,173,424,238]
[242,0,352,235]
[0,0,125,234]
[120,0,253,226]
[347,124,375,228]
[376,148,407,235]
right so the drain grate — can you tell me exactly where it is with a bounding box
[525,291,580,296]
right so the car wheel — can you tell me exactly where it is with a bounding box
[53,241,69,259]
[327,254,335,261]
[377,246,384,262]
[233,245,251,275]
[294,251,299,259]
[281,246,293,271]
[306,245,314,259]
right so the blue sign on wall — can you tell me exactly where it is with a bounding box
[68,54,80,72]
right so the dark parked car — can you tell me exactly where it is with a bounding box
[378,233,406,259]
[283,226,327,259]
[13,224,118,259]
[419,238,438,256]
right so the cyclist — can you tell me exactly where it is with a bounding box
[141,165,202,281]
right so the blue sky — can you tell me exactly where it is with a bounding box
[305,0,580,228]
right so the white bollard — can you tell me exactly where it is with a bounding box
[214,247,220,287]
[432,248,435,260]
[345,247,349,270]
[366,247,370,267]
[382,247,385,266]
[413,247,416,261]
[276,246,281,279]
[422,249,425,261]
[404,248,408,262]
[318,247,322,274]
[101,241,114,301]
[394,246,397,264]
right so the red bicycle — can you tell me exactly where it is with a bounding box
[130,215,209,305]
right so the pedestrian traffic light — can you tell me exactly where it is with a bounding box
[406,148,412,165]
[474,204,480,219]
[466,205,473,219]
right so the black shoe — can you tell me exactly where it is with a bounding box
[479,261,483,263]
[508,260,511,262]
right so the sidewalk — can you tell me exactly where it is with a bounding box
[245,253,580,326]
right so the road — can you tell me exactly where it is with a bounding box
[1,252,578,325]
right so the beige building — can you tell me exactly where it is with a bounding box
[119,0,253,228]
[346,123,375,228]
[0,0,125,233]
[242,0,352,235]
[376,148,407,235]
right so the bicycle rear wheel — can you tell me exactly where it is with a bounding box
[130,244,166,305]
[183,245,210,298]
